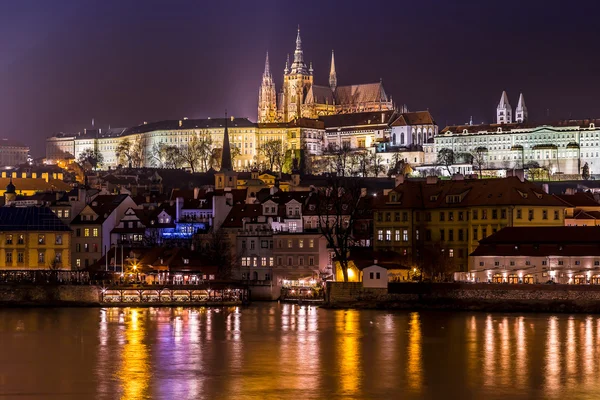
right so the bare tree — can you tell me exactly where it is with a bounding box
[370,152,385,177]
[115,138,133,167]
[258,139,285,171]
[436,148,455,176]
[312,177,365,282]
[323,142,354,176]
[471,147,487,178]
[77,148,104,171]
[420,242,455,281]
[200,228,236,280]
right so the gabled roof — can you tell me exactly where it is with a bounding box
[304,85,335,105]
[319,110,396,128]
[221,204,264,228]
[391,111,436,126]
[471,226,600,257]
[334,82,389,105]
[0,207,71,232]
[378,177,565,210]
[555,193,600,208]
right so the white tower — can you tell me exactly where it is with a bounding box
[515,93,528,123]
[496,91,512,124]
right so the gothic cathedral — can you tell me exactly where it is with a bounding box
[258,28,394,123]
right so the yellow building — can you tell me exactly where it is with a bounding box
[0,171,69,198]
[0,207,72,270]
[373,176,567,273]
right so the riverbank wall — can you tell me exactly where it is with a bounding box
[0,284,101,306]
[325,282,600,313]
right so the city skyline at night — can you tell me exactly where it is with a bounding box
[1,0,600,156]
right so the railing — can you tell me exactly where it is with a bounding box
[0,270,90,284]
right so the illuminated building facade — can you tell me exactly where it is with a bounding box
[0,207,72,270]
[258,28,394,123]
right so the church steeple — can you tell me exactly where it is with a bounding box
[329,50,337,92]
[220,112,233,171]
[515,92,528,123]
[496,90,512,124]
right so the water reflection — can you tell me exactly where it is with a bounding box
[120,309,149,400]
[4,307,600,399]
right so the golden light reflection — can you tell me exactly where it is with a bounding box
[483,315,495,388]
[406,312,422,392]
[545,316,560,396]
[498,318,510,386]
[515,317,526,389]
[119,309,149,400]
[583,317,593,384]
[467,316,478,382]
[337,310,360,395]
[566,318,576,379]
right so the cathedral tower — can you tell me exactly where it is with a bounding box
[281,27,313,122]
[258,52,277,123]
[496,91,512,124]
[515,93,528,123]
[329,50,337,92]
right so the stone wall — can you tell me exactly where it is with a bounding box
[326,282,600,313]
[0,285,101,306]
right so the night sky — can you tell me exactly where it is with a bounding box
[2,0,600,156]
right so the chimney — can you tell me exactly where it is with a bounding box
[542,183,549,194]
[373,259,378,265]
[426,176,438,185]
[395,175,405,186]
[175,197,184,221]
[193,187,200,199]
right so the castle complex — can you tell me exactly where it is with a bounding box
[258,28,394,123]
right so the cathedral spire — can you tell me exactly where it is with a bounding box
[329,50,337,92]
[263,51,271,78]
[290,26,307,74]
[284,54,290,74]
[220,111,233,171]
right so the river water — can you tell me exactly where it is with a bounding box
[0,304,599,400]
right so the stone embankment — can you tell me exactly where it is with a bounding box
[0,284,101,306]
[325,282,600,313]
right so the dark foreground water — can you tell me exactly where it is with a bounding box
[0,305,599,400]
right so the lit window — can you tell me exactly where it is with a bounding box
[288,240,293,248]
[309,239,314,248]
[395,230,400,241]
[261,257,267,266]
[64,210,70,218]
[269,257,274,266]
[93,228,99,237]
[299,240,304,248]
[17,235,24,245]
[84,229,90,237]
[386,230,391,241]
[449,249,454,258]
[403,229,408,242]
[5,235,12,245]
[377,230,383,241]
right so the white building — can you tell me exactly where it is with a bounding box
[0,139,29,167]
[462,226,600,285]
